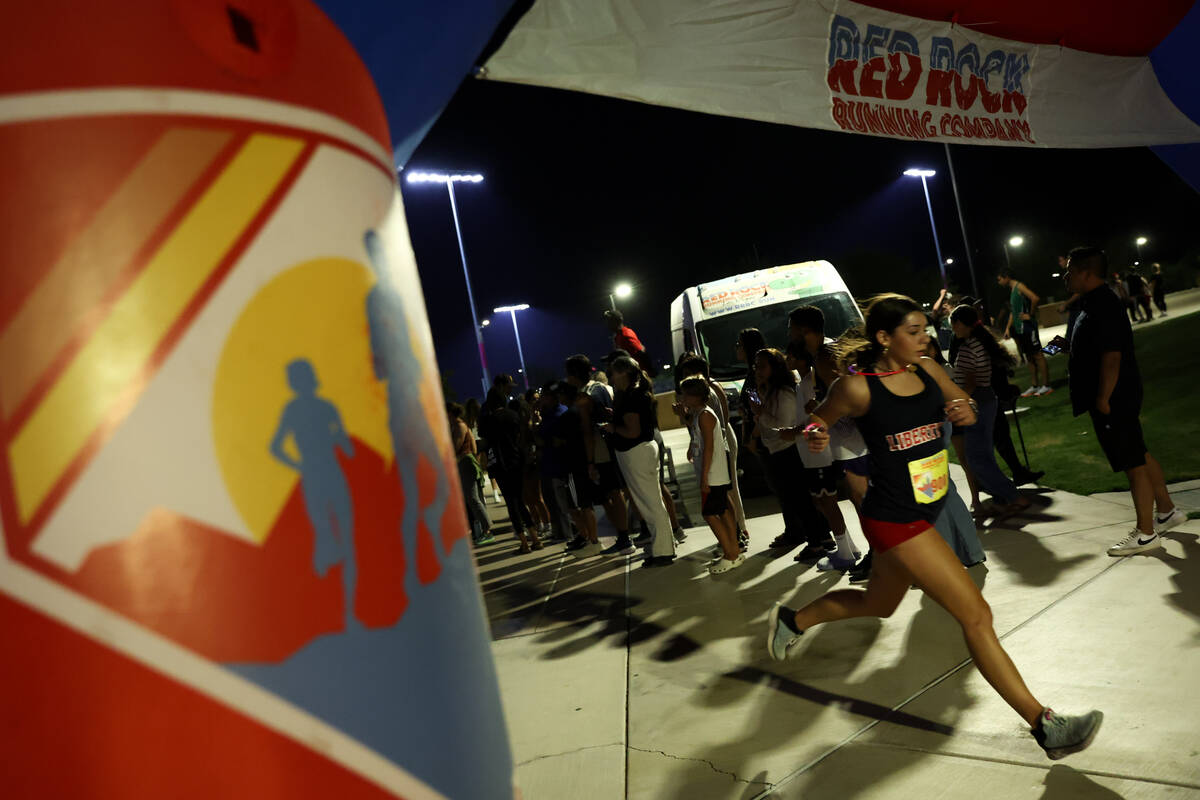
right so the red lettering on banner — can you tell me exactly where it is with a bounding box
[921,110,936,136]
[832,99,1029,143]
[1003,90,1028,116]
[885,52,922,101]
[860,57,886,98]
[828,60,859,95]
[925,69,952,107]
[954,72,979,110]
[828,16,1034,144]
[980,81,1003,114]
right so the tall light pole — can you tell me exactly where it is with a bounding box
[609,282,633,311]
[405,169,489,395]
[943,144,981,300]
[1136,236,1148,263]
[903,168,947,289]
[1003,235,1024,271]
[494,304,531,390]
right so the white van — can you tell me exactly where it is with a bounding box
[669,261,862,493]
[670,260,862,385]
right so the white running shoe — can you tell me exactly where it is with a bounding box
[1106,530,1161,557]
[708,553,745,574]
[1034,385,1054,396]
[816,554,859,572]
[1020,386,1038,398]
[766,603,802,661]
[1033,708,1104,760]
[1155,506,1185,533]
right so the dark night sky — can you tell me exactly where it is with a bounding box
[403,78,1200,402]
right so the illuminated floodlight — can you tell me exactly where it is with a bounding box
[1136,236,1148,246]
[405,171,484,184]
[613,283,633,299]
[480,319,490,327]
[903,168,936,177]
[945,258,954,265]
[1008,236,1024,247]
[493,304,530,313]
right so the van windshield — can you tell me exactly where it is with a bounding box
[696,292,860,380]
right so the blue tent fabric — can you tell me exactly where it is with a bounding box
[314,0,516,168]
[1152,0,1200,192]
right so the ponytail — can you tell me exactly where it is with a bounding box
[835,294,922,372]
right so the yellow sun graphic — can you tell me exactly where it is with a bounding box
[211,258,392,542]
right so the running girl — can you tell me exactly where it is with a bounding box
[766,294,1102,760]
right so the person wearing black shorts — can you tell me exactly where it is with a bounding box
[680,378,740,574]
[998,269,1051,397]
[1064,247,1182,556]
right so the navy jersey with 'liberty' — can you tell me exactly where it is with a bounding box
[855,367,950,524]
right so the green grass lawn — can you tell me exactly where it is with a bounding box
[1002,312,1200,495]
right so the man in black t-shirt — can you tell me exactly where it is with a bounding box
[1064,247,1181,557]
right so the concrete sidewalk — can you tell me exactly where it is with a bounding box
[482,413,1200,800]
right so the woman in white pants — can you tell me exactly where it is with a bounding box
[603,356,676,567]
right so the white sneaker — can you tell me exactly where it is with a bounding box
[766,603,802,661]
[1106,530,1161,557]
[708,553,745,574]
[673,527,688,544]
[1156,506,1185,533]
[1020,386,1038,398]
[1034,385,1054,396]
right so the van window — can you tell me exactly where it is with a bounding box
[696,291,858,379]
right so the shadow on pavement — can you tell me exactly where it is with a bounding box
[1154,531,1200,633]
[1040,764,1127,799]
[981,528,1095,587]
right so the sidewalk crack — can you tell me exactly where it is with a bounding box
[627,746,770,787]
[516,742,623,767]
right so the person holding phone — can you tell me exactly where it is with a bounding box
[1064,247,1182,556]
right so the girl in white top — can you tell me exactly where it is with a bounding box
[750,348,835,558]
[673,354,751,554]
[680,377,743,574]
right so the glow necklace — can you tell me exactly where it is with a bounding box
[847,362,917,377]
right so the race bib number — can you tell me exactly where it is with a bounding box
[908,449,949,504]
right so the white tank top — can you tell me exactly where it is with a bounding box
[829,417,868,461]
[796,371,834,468]
[690,406,731,486]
